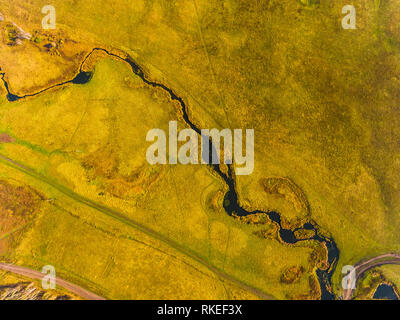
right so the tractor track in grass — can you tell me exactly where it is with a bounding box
[0,153,274,300]
[0,262,105,300]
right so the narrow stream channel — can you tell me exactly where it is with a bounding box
[0,48,340,300]
[373,284,398,300]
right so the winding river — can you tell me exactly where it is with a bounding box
[1,48,339,300]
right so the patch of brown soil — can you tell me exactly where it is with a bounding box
[0,133,14,143]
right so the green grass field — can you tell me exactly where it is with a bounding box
[0,0,400,299]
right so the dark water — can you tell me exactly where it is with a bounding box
[1,48,340,300]
[223,186,339,300]
[201,136,219,164]
[72,71,92,84]
[6,93,20,102]
[1,72,21,101]
[373,284,398,300]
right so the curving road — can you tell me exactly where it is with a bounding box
[0,263,105,300]
[342,253,400,300]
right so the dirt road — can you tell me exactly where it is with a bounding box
[342,253,400,300]
[0,153,274,300]
[0,263,105,300]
